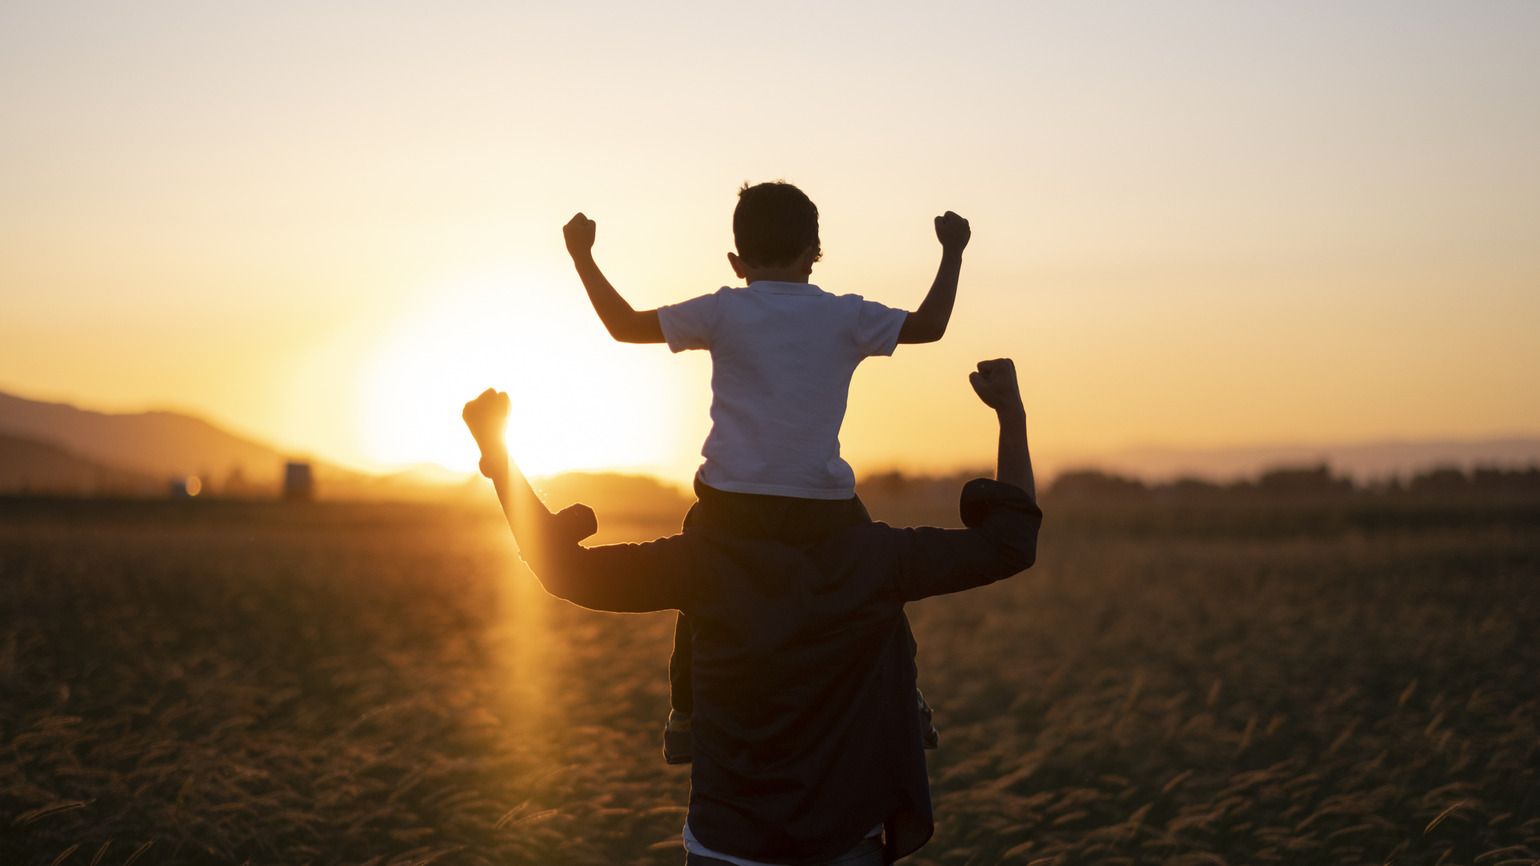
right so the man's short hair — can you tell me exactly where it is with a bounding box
[733,181,822,267]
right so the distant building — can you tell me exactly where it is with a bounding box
[283,461,315,501]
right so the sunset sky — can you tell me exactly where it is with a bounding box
[3,2,1538,481]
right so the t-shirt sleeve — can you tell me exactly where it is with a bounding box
[656,290,723,353]
[890,478,1043,602]
[851,297,909,358]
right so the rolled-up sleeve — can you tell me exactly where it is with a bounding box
[521,533,697,614]
[892,478,1042,602]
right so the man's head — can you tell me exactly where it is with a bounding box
[729,181,821,280]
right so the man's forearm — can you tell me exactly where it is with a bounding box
[480,446,566,568]
[995,409,1035,499]
[481,444,598,574]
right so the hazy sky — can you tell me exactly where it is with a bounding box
[3,1,1538,480]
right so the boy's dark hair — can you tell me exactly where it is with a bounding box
[733,181,822,267]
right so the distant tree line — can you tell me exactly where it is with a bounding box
[857,464,1540,511]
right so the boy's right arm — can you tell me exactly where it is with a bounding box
[564,213,665,344]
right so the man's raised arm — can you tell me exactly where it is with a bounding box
[462,389,596,570]
[968,358,1035,499]
[462,388,690,613]
[891,359,1041,603]
[564,214,665,344]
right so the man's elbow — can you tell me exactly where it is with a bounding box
[526,560,588,606]
[996,540,1036,576]
[1010,541,1037,573]
[519,540,582,600]
[991,522,1040,577]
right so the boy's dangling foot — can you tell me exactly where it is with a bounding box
[918,689,939,750]
[663,709,693,765]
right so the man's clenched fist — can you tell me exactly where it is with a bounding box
[463,388,511,477]
[968,358,1023,416]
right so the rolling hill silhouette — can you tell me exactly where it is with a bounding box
[0,432,161,495]
[0,388,691,510]
[0,390,301,484]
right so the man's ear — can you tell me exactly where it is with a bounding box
[727,251,747,279]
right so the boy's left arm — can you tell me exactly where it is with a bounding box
[898,211,971,345]
[565,214,666,344]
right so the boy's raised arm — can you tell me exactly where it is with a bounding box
[564,213,665,344]
[897,211,971,345]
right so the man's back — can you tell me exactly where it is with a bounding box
[524,477,1040,863]
[683,519,927,863]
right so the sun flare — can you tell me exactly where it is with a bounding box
[356,278,682,478]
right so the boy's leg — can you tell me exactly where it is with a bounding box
[898,610,940,749]
[663,495,705,764]
[669,612,695,716]
[664,611,694,764]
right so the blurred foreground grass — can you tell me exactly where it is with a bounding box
[1,494,1537,865]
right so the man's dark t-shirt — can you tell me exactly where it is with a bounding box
[523,478,1042,864]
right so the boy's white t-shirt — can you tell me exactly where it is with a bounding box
[657,281,907,500]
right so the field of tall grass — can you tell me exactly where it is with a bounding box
[2,493,1537,864]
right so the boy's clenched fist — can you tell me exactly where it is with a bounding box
[564,213,597,258]
[934,211,971,254]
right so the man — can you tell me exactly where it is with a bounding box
[463,359,1041,865]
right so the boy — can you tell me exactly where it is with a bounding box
[563,181,971,762]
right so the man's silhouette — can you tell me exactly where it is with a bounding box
[463,359,1041,865]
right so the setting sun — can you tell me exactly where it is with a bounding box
[355,276,687,477]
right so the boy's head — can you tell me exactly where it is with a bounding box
[731,181,821,274]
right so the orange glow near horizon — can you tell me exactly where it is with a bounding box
[2,4,1538,482]
[355,278,686,478]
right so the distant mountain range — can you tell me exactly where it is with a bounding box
[0,389,435,498]
[0,388,690,508]
[0,389,305,485]
[2,386,1537,499]
[0,431,161,496]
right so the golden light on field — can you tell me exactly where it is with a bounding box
[356,276,683,477]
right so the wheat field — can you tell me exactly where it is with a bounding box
[2,494,1537,865]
